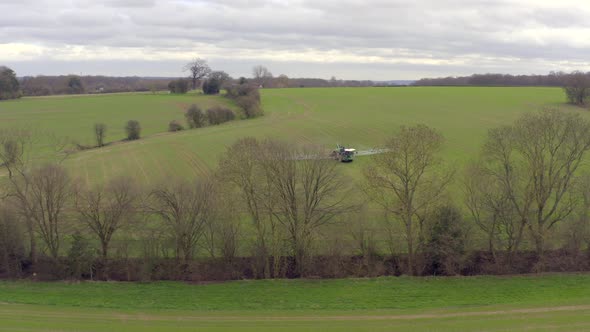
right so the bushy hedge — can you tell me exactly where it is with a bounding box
[168,79,189,94]
[202,78,221,95]
[225,84,263,118]
[125,120,141,140]
[207,107,235,125]
[185,105,206,128]
[168,120,184,132]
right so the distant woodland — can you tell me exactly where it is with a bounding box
[19,76,172,96]
[413,72,590,87]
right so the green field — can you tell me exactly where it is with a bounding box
[0,87,578,184]
[1,274,590,331]
[2,88,590,331]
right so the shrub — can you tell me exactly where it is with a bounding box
[226,83,263,118]
[168,79,189,94]
[226,84,260,101]
[67,76,84,94]
[207,107,235,125]
[168,120,184,132]
[185,104,206,128]
[563,71,590,106]
[424,205,465,276]
[236,95,263,118]
[125,120,141,140]
[202,78,221,95]
[0,205,25,277]
[66,232,94,280]
[0,66,21,100]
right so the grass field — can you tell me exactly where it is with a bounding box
[1,274,590,331]
[0,87,579,185]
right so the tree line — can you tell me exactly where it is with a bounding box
[4,63,589,104]
[2,109,590,280]
[20,75,171,96]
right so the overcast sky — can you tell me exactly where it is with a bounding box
[1,0,590,80]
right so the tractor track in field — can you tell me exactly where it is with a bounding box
[0,304,589,322]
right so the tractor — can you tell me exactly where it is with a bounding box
[331,144,356,162]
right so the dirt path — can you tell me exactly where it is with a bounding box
[1,303,589,322]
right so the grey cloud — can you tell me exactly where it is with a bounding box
[1,0,590,79]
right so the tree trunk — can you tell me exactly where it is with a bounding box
[406,212,415,276]
[101,240,109,280]
[488,233,496,263]
[509,219,527,266]
[28,228,37,266]
[101,241,109,261]
[534,230,545,262]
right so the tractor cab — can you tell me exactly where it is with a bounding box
[332,144,356,162]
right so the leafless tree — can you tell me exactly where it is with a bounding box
[1,128,76,264]
[276,74,289,88]
[564,173,590,254]
[0,128,34,180]
[463,161,521,262]
[94,123,107,147]
[75,176,138,261]
[184,58,211,90]
[208,70,232,88]
[217,137,276,277]
[148,179,216,262]
[347,203,377,267]
[0,129,37,262]
[0,203,24,276]
[23,164,73,259]
[260,140,350,276]
[363,125,453,275]
[201,186,241,263]
[481,109,590,264]
[252,65,273,87]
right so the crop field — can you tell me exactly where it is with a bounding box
[0,87,577,185]
[1,274,590,331]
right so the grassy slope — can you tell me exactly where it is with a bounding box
[1,274,590,331]
[0,92,235,145]
[0,87,575,185]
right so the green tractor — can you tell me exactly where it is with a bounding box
[331,144,356,162]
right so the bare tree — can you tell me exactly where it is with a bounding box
[24,164,73,259]
[0,128,37,263]
[260,140,349,276]
[252,65,273,87]
[276,74,289,88]
[218,137,276,277]
[363,125,453,275]
[481,110,590,263]
[0,203,24,276]
[148,179,216,262]
[184,58,211,90]
[94,123,107,147]
[463,161,521,263]
[0,128,34,180]
[1,129,75,264]
[201,186,241,264]
[564,173,590,254]
[75,176,138,261]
